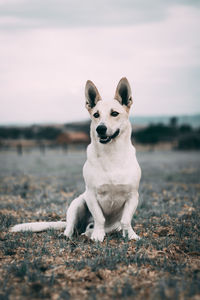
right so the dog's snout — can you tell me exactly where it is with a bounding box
[96,124,107,136]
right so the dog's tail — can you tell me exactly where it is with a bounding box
[10,221,67,233]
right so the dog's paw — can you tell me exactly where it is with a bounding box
[123,228,140,241]
[91,229,105,242]
[116,224,122,232]
[63,227,73,239]
[82,229,93,238]
[129,232,140,241]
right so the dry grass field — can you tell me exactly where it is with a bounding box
[0,149,200,300]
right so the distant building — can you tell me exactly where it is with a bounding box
[56,131,90,145]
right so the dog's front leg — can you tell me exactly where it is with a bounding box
[86,191,105,242]
[121,191,140,240]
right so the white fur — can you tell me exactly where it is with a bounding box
[11,221,66,232]
[11,78,141,243]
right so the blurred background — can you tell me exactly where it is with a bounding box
[0,0,200,152]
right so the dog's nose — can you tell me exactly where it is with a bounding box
[96,124,107,136]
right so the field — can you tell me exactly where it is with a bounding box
[0,149,200,300]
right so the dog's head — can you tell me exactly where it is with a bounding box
[85,77,133,144]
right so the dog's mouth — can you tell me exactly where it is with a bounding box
[99,129,120,144]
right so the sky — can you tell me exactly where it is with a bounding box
[0,0,200,124]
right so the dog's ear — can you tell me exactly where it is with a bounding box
[85,80,101,111]
[114,77,132,108]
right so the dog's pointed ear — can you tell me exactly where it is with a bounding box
[85,80,101,111]
[114,77,133,108]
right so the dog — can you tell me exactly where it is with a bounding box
[11,78,141,242]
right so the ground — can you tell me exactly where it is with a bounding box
[0,149,200,300]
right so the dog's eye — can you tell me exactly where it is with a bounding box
[93,112,100,118]
[111,111,119,117]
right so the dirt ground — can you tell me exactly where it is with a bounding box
[0,149,200,300]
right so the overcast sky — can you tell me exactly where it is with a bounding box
[0,0,200,124]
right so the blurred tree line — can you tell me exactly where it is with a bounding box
[0,126,62,140]
[0,117,200,150]
[133,117,200,150]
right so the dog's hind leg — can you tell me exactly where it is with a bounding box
[64,192,90,238]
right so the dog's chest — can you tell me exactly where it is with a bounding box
[84,151,140,189]
[96,183,132,215]
[83,144,141,216]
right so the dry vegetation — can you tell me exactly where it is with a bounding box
[0,149,200,300]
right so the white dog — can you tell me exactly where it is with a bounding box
[11,78,141,242]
